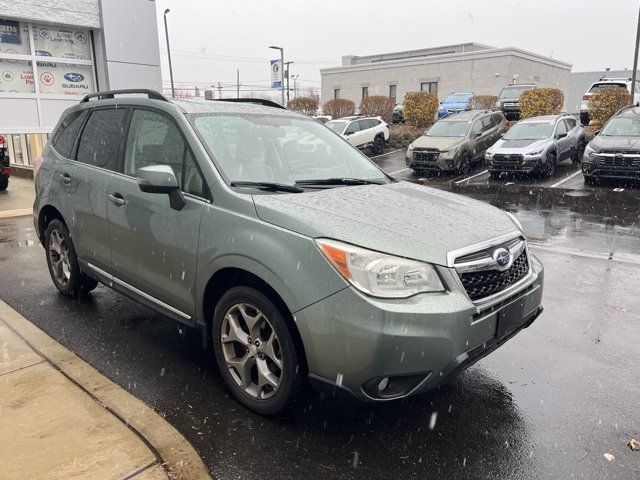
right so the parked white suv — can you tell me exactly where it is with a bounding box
[580,77,640,125]
[326,116,390,155]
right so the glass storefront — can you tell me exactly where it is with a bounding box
[0,17,96,168]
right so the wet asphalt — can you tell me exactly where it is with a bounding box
[1,164,639,479]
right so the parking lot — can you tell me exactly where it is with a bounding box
[1,165,638,479]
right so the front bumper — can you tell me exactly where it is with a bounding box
[582,160,640,179]
[392,111,404,123]
[486,155,544,173]
[296,253,544,401]
[406,152,459,172]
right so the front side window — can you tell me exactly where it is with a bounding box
[124,109,185,179]
[76,108,128,170]
[481,115,496,130]
[326,120,347,134]
[51,110,87,158]
[503,122,555,140]
[344,121,360,135]
[190,114,387,187]
[555,120,567,136]
[426,121,470,138]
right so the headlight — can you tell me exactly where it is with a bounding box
[494,101,501,108]
[505,211,523,231]
[407,144,414,155]
[525,149,544,156]
[316,239,445,298]
[485,150,494,159]
[584,145,597,160]
[440,145,460,158]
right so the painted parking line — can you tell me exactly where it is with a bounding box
[389,167,411,175]
[454,169,488,184]
[371,149,403,160]
[550,170,582,188]
[0,208,32,219]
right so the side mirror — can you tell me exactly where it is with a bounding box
[137,165,185,211]
[474,131,482,138]
[557,132,567,139]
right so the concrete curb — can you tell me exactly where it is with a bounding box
[0,300,212,480]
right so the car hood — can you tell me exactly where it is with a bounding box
[491,138,548,152]
[590,135,640,151]
[252,182,516,266]
[440,102,469,110]
[411,135,465,150]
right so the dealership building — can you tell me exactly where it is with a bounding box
[0,0,162,173]
[321,43,571,109]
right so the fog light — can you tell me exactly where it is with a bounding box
[378,377,390,391]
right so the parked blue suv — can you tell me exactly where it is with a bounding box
[438,92,475,119]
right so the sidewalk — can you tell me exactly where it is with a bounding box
[0,175,35,217]
[0,300,211,480]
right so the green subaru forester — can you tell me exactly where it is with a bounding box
[34,90,543,414]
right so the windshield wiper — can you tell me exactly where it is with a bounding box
[230,181,303,193]
[295,177,385,187]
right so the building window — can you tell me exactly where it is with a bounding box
[421,82,438,94]
[362,86,368,98]
[334,88,340,99]
[389,84,397,103]
[0,18,96,97]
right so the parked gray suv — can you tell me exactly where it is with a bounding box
[485,114,586,178]
[34,90,544,414]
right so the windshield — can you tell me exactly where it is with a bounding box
[444,94,472,103]
[503,122,555,140]
[190,114,387,186]
[325,120,347,134]
[600,117,640,136]
[589,82,626,92]
[498,86,532,100]
[425,121,470,137]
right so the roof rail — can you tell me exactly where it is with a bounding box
[80,89,169,103]
[213,98,286,110]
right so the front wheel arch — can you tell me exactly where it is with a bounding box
[38,205,66,244]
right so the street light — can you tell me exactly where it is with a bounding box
[292,74,300,99]
[164,9,175,98]
[269,45,285,106]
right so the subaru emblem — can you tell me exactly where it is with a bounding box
[64,72,84,83]
[493,248,511,269]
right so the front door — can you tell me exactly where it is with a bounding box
[555,120,571,160]
[106,108,207,322]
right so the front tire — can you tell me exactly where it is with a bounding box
[44,219,98,297]
[212,286,305,415]
[0,176,8,191]
[543,152,557,178]
[372,135,385,155]
[573,140,585,164]
[584,175,598,186]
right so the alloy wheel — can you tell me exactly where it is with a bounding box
[48,229,71,286]
[220,303,283,399]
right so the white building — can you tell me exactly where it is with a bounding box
[321,43,571,108]
[0,0,162,173]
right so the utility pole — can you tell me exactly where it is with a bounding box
[163,9,175,98]
[292,74,299,99]
[236,69,240,98]
[269,46,285,106]
[284,61,294,104]
[632,4,640,100]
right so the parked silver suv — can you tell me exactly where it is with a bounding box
[34,90,544,414]
[485,114,586,178]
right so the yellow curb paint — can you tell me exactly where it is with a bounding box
[0,208,32,219]
[0,300,212,480]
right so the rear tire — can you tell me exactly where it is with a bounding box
[44,219,98,297]
[212,286,306,415]
[0,177,8,191]
[372,135,385,155]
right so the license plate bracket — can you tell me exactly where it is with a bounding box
[496,300,528,340]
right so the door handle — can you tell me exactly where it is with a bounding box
[61,173,72,185]
[108,193,126,206]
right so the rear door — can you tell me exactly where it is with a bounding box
[57,107,127,273]
[106,108,207,322]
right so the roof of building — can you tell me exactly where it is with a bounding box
[322,44,572,75]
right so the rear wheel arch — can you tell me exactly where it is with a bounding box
[38,205,66,242]
[201,267,308,371]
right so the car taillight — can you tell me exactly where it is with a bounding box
[582,94,590,100]
[1,168,10,175]
[505,120,510,128]
[33,155,43,178]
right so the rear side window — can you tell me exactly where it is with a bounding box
[481,115,496,130]
[76,108,128,171]
[51,110,87,158]
[369,119,381,127]
[564,118,577,130]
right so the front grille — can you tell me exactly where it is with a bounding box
[493,153,524,165]
[413,149,439,162]
[458,250,529,301]
[596,153,640,169]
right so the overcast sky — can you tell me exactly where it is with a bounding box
[154,0,640,97]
